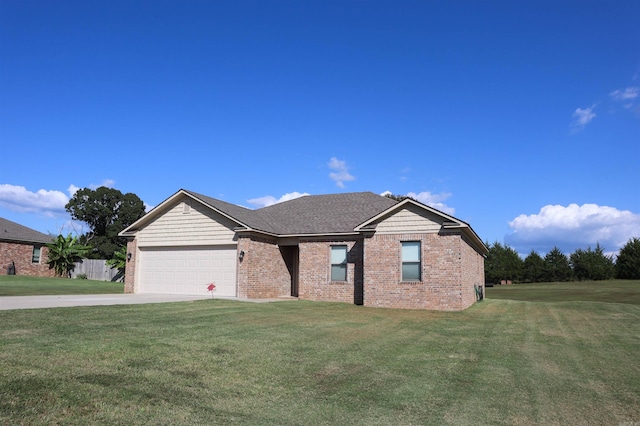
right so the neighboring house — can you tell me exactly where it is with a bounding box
[120,189,488,311]
[0,217,55,277]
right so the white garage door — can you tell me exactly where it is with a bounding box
[138,246,237,296]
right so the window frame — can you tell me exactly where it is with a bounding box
[32,246,42,264]
[330,245,348,282]
[401,241,421,282]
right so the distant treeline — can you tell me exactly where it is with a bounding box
[485,237,640,284]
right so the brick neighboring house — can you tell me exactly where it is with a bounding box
[120,189,488,311]
[0,217,55,277]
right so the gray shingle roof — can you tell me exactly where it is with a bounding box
[182,190,277,232]
[186,191,398,235]
[255,192,398,234]
[0,217,53,244]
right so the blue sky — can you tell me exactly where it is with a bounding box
[1,0,639,256]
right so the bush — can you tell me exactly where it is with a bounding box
[75,274,88,280]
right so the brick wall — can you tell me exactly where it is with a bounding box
[237,235,291,299]
[124,239,137,293]
[1,241,55,277]
[459,233,485,307]
[363,232,484,311]
[298,238,362,304]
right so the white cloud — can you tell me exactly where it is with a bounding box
[407,191,455,215]
[328,157,355,188]
[0,184,69,216]
[90,179,116,190]
[68,184,81,196]
[610,87,639,101]
[571,105,596,131]
[247,191,309,208]
[0,179,119,218]
[380,190,455,215]
[505,203,640,255]
[69,179,115,196]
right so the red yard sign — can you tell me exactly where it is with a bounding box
[207,283,216,298]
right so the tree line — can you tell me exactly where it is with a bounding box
[485,238,640,284]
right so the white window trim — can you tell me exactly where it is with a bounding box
[330,245,348,282]
[401,241,421,282]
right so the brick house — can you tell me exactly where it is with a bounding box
[120,189,487,311]
[1,217,55,277]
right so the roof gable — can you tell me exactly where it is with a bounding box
[356,198,464,230]
[0,217,53,244]
[356,199,488,255]
[120,190,251,236]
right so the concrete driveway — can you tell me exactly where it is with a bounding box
[0,294,214,311]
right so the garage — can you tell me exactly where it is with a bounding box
[138,246,237,296]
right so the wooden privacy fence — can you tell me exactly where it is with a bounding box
[71,259,122,282]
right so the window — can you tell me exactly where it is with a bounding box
[401,241,421,281]
[330,246,347,281]
[32,246,41,263]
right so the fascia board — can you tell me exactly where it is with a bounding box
[355,199,464,231]
[118,189,249,237]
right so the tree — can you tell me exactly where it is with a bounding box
[66,187,145,259]
[384,193,417,202]
[616,237,640,279]
[46,234,90,277]
[543,247,573,282]
[523,250,545,283]
[570,243,615,281]
[485,242,523,284]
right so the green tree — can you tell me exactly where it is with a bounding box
[384,193,418,202]
[543,247,573,282]
[523,250,545,283]
[485,241,523,284]
[570,243,615,281]
[615,237,640,279]
[46,234,90,277]
[66,187,145,259]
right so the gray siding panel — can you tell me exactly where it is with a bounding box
[137,199,237,247]
[374,205,443,234]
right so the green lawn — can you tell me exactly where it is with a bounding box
[486,279,640,304]
[0,275,124,296]
[1,282,639,425]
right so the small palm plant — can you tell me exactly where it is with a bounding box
[46,234,90,278]
[106,246,127,280]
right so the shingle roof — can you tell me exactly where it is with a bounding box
[121,189,486,253]
[0,217,53,244]
[182,190,277,232]
[254,192,398,234]
[187,190,397,235]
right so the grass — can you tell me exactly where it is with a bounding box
[0,275,124,296]
[1,281,639,425]
[486,279,640,304]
